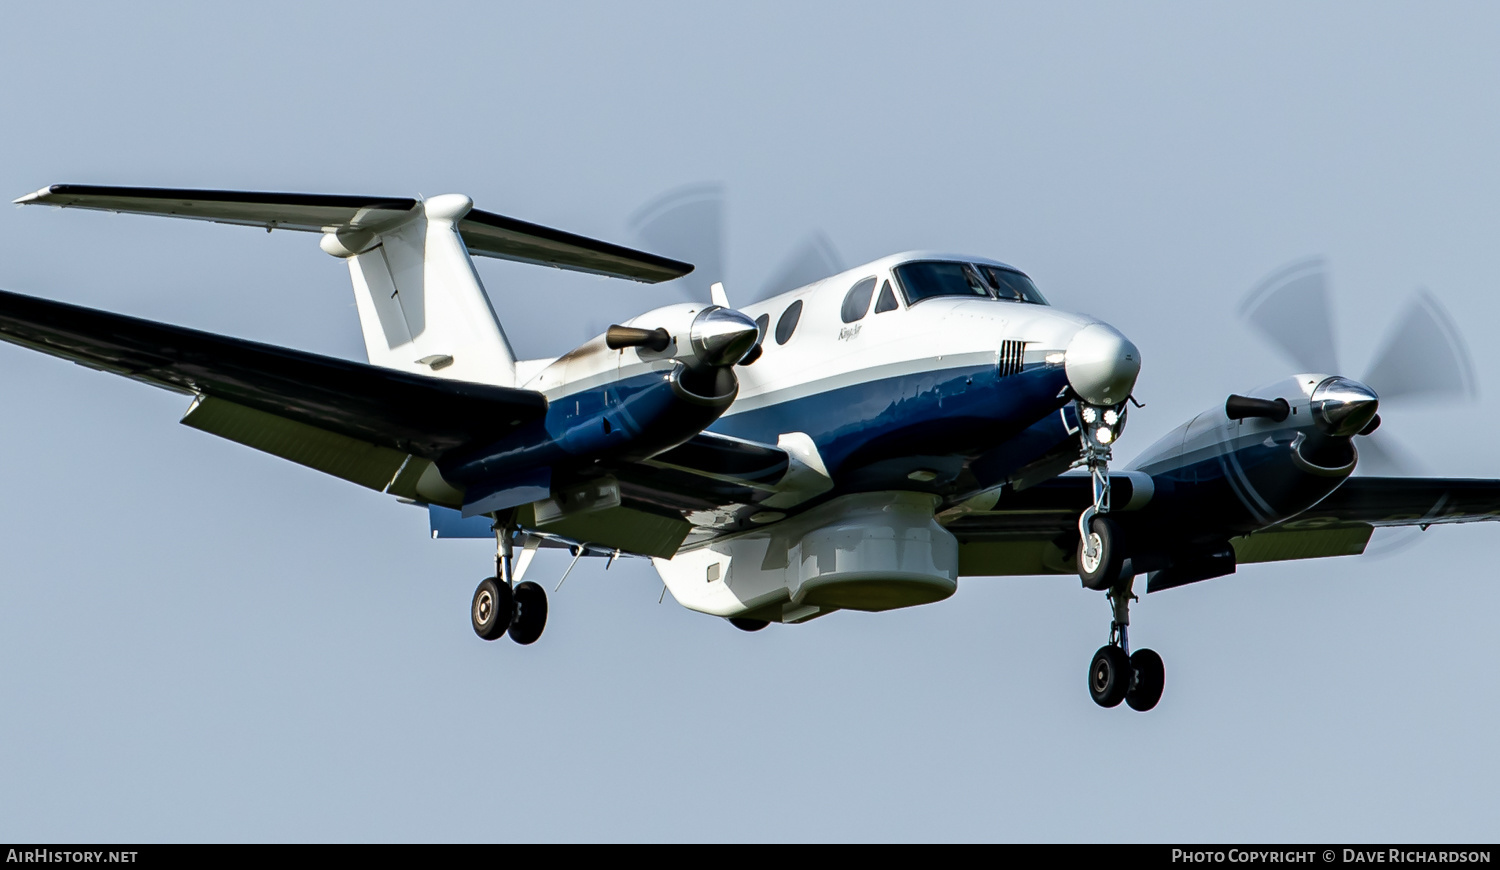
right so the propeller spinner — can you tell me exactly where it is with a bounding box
[1239,257,1476,475]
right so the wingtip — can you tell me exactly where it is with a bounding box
[12,185,53,205]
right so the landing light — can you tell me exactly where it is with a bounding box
[1096,427,1114,445]
[1081,406,1098,424]
[1103,408,1119,426]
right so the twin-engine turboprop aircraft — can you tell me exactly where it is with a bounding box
[7,184,1498,711]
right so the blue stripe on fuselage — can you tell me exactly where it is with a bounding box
[711,362,1071,473]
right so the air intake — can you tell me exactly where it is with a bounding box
[999,340,1026,377]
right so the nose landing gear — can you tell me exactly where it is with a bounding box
[1076,401,1127,591]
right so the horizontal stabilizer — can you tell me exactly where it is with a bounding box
[0,288,548,459]
[16,184,694,284]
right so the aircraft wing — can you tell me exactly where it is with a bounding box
[429,430,801,553]
[622,431,792,507]
[15,184,693,283]
[946,474,1500,578]
[0,288,547,482]
[1287,477,1500,527]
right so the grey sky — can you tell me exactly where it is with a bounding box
[1,1,1497,842]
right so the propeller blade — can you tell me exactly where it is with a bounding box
[628,182,725,300]
[1360,288,1476,406]
[1354,429,1438,557]
[1239,257,1341,375]
[758,231,845,300]
[1362,525,1427,559]
[1353,432,1423,477]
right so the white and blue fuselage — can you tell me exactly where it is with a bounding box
[519,251,1134,510]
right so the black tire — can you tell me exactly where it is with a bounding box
[1126,648,1165,712]
[1089,645,1131,708]
[728,617,769,632]
[509,580,548,646]
[471,577,511,641]
[1078,515,1126,590]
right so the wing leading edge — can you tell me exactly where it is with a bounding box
[0,288,548,462]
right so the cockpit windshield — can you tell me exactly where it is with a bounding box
[893,260,1048,306]
[977,265,1048,305]
[893,261,990,304]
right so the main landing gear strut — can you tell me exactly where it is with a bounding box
[470,514,548,645]
[1075,400,1164,712]
[1087,579,1164,711]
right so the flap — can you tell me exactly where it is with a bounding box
[1230,525,1373,563]
[181,395,411,491]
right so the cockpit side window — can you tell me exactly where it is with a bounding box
[978,265,1049,305]
[840,277,878,323]
[893,261,993,306]
[874,280,899,313]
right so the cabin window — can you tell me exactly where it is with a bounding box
[977,265,1048,305]
[775,299,803,345]
[875,280,899,313]
[840,277,878,323]
[893,261,992,306]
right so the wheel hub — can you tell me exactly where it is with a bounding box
[475,590,493,624]
[1081,532,1103,574]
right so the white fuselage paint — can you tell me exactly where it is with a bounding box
[514,252,1119,623]
[523,252,1096,412]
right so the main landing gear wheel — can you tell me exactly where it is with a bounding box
[471,577,512,641]
[1126,648,1165,712]
[508,580,548,646]
[1078,516,1125,590]
[728,617,769,632]
[1089,645,1131,708]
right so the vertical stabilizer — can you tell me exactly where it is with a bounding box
[320,194,517,386]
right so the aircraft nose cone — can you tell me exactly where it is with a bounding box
[1065,323,1141,406]
[1311,376,1379,436]
[690,306,760,367]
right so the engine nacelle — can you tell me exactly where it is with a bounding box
[1122,373,1376,565]
[437,309,757,513]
